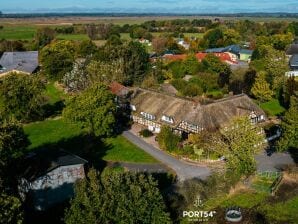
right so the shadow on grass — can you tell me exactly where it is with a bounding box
[26,134,113,172]
[288,147,298,164]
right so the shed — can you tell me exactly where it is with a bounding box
[0,51,39,77]
[19,149,87,211]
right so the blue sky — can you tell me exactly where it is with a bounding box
[1,0,298,13]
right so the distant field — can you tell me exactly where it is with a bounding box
[1,16,298,26]
[0,25,36,40]
[56,34,89,40]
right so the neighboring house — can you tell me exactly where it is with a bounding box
[0,51,39,77]
[205,45,253,62]
[177,39,190,50]
[130,88,266,134]
[239,49,253,62]
[286,55,298,77]
[163,52,237,64]
[286,44,298,57]
[19,150,87,211]
[109,81,130,97]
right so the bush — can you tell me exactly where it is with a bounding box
[139,129,153,137]
[157,126,181,152]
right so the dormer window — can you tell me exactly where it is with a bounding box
[130,104,136,111]
[140,112,155,120]
[161,115,174,124]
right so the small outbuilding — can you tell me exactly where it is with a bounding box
[19,149,87,211]
[0,51,39,77]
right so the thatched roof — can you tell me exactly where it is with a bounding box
[130,88,265,131]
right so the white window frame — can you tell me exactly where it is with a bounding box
[130,104,136,111]
[161,115,174,124]
[140,112,156,120]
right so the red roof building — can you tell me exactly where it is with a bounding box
[163,52,238,64]
[109,81,130,97]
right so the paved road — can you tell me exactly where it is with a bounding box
[123,131,211,181]
[255,151,295,172]
[110,161,170,173]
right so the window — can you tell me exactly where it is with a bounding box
[188,123,199,131]
[140,112,156,120]
[130,104,136,111]
[161,115,174,124]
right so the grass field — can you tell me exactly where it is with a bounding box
[220,192,268,209]
[24,118,157,163]
[56,34,89,40]
[260,99,286,116]
[0,25,36,40]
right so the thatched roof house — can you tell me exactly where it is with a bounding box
[130,88,265,133]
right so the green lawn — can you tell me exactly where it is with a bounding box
[24,119,82,150]
[24,118,157,164]
[220,192,268,209]
[259,196,298,224]
[56,34,90,40]
[44,82,66,105]
[103,136,157,163]
[260,99,286,116]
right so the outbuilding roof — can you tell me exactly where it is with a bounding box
[290,54,298,69]
[0,51,39,74]
[286,44,298,56]
[22,149,87,181]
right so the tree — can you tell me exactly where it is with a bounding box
[63,83,116,137]
[123,41,149,85]
[217,116,265,176]
[98,41,149,85]
[86,59,126,84]
[277,96,298,151]
[63,60,90,92]
[0,193,23,224]
[0,73,46,122]
[152,37,167,54]
[34,27,55,48]
[157,126,181,152]
[0,121,29,192]
[76,40,97,57]
[40,40,76,81]
[203,28,224,48]
[251,71,273,102]
[199,54,231,87]
[64,169,171,224]
[223,29,241,46]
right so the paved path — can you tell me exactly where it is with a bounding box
[110,161,170,173]
[123,131,211,181]
[255,151,295,172]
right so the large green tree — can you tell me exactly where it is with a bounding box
[34,27,56,48]
[0,193,23,224]
[64,169,171,224]
[63,83,116,137]
[217,116,265,176]
[40,40,76,81]
[277,96,298,151]
[157,126,181,152]
[0,73,46,122]
[251,71,273,102]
